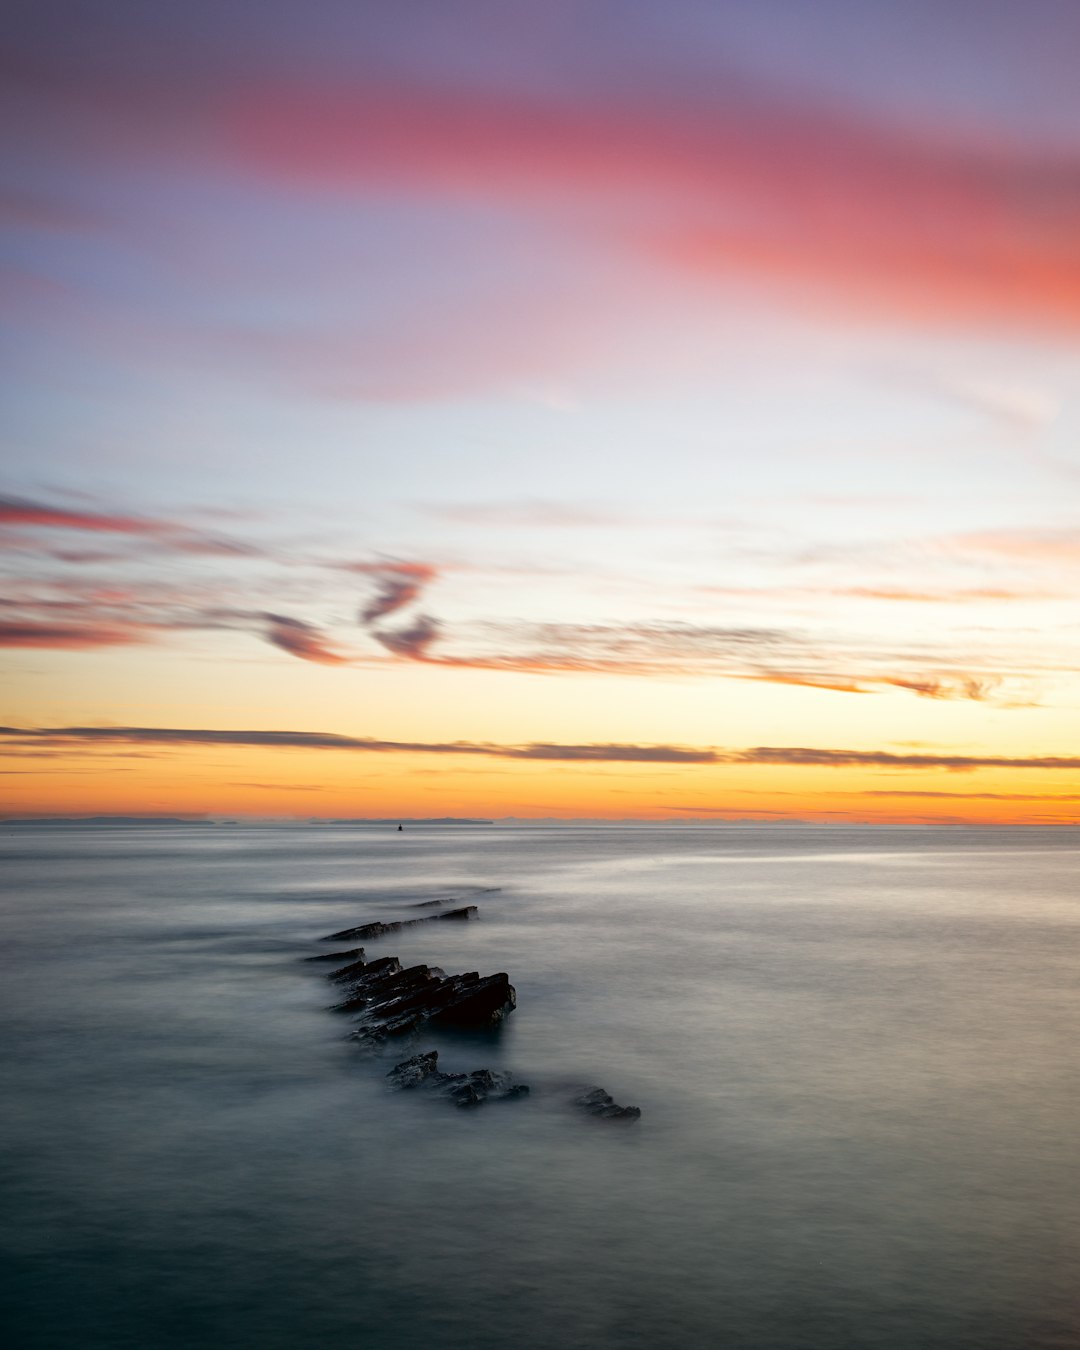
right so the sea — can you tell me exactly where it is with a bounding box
[2,822,1079,1350]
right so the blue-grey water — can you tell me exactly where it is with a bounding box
[2,823,1079,1350]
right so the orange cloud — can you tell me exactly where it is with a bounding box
[945,528,1080,563]
[840,586,1056,603]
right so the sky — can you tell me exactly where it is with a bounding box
[3,0,1080,823]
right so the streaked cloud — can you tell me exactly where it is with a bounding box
[838,586,1058,604]
[219,75,1080,336]
[865,790,1080,802]
[733,747,1080,772]
[371,614,440,660]
[0,493,260,557]
[349,561,438,624]
[944,528,1080,564]
[5,726,1080,773]
[0,495,164,535]
[365,615,1020,703]
[419,500,629,529]
[261,613,348,665]
[0,725,718,764]
[0,621,149,648]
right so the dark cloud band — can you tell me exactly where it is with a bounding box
[2,725,1080,772]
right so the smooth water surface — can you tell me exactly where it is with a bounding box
[2,824,1079,1349]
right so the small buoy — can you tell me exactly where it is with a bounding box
[397,824,403,832]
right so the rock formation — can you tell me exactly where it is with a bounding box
[305,897,640,1121]
[385,1050,529,1107]
[323,906,477,942]
[573,1086,641,1121]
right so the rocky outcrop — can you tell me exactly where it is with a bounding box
[323,906,477,942]
[304,900,641,1123]
[385,1049,529,1107]
[574,1086,641,1121]
[327,953,516,1046]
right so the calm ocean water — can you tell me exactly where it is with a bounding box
[2,823,1079,1350]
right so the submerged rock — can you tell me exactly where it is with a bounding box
[386,1049,529,1108]
[323,906,478,943]
[574,1087,641,1122]
[303,946,365,964]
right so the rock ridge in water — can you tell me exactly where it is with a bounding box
[304,945,366,964]
[323,905,477,942]
[327,954,516,1045]
[385,1050,530,1107]
[304,903,640,1121]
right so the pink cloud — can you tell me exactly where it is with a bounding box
[262,613,348,665]
[0,493,261,557]
[372,614,440,660]
[222,79,1080,333]
[0,495,164,535]
[347,562,439,624]
[0,621,149,648]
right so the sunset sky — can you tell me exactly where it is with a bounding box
[3,0,1080,823]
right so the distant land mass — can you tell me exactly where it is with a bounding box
[0,816,206,826]
[0,815,494,826]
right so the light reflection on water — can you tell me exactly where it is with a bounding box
[2,824,1080,1349]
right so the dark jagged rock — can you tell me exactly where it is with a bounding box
[385,1050,440,1089]
[323,905,478,943]
[332,959,437,1016]
[335,962,515,1045]
[327,920,400,942]
[304,946,365,964]
[302,905,643,1124]
[574,1087,641,1121]
[386,1050,529,1108]
[427,971,516,1030]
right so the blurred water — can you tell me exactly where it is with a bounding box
[2,823,1079,1350]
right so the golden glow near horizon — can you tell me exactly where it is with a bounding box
[3,4,1080,825]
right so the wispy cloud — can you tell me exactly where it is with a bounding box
[419,500,629,529]
[374,618,792,675]
[4,725,1080,773]
[0,725,718,763]
[0,621,149,648]
[865,790,1080,802]
[943,527,1080,564]
[732,747,1080,772]
[0,495,163,535]
[363,615,1019,703]
[0,492,260,557]
[221,76,1080,336]
[838,586,1058,604]
[348,561,438,624]
[261,613,348,665]
[371,614,441,660]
